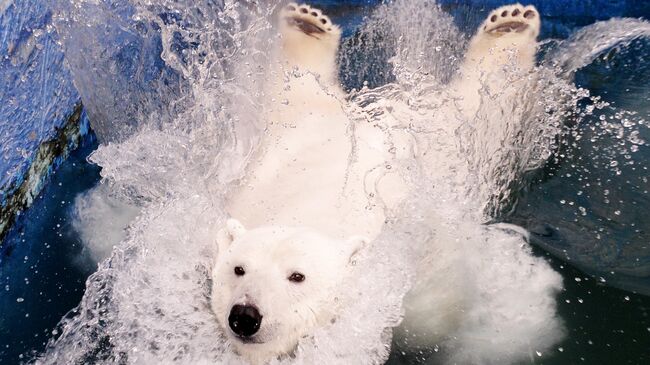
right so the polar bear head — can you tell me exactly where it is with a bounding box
[211,219,367,363]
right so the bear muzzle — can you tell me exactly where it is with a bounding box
[229,304,263,339]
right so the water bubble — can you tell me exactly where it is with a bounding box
[16,297,24,303]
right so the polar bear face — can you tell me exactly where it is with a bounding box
[211,219,366,363]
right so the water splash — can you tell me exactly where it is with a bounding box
[36,0,650,364]
[512,20,650,295]
[546,18,650,78]
[37,1,415,364]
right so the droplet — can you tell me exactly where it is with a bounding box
[16,297,24,303]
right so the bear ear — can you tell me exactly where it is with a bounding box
[216,219,247,254]
[344,235,370,265]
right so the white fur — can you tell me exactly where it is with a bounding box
[228,2,544,239]
[216,3,562,364]
[211,219,366,364]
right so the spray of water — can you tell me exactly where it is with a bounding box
[37,0,650,364]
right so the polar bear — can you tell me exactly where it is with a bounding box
[215,2,559,364]
[211,219,367,364]
[226,2,543,237]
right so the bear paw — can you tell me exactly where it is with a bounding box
[280,3,340,39]
[481,4,540,36]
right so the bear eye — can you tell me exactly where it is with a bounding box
[288,272,305,283]
[234,266,245,276]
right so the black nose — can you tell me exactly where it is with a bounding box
[228,304,262,337]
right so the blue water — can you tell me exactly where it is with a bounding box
[1,1,650,364]
[509,37,650,295]
[0,137,100,363]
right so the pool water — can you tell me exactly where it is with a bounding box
[1,1,650,364]
[0,138,100,363]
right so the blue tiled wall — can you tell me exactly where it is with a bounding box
[0,1,83,211]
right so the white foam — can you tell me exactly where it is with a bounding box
[71,183,141,263]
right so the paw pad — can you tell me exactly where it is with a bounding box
[281,3,338,37]
[484,4,539,34]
